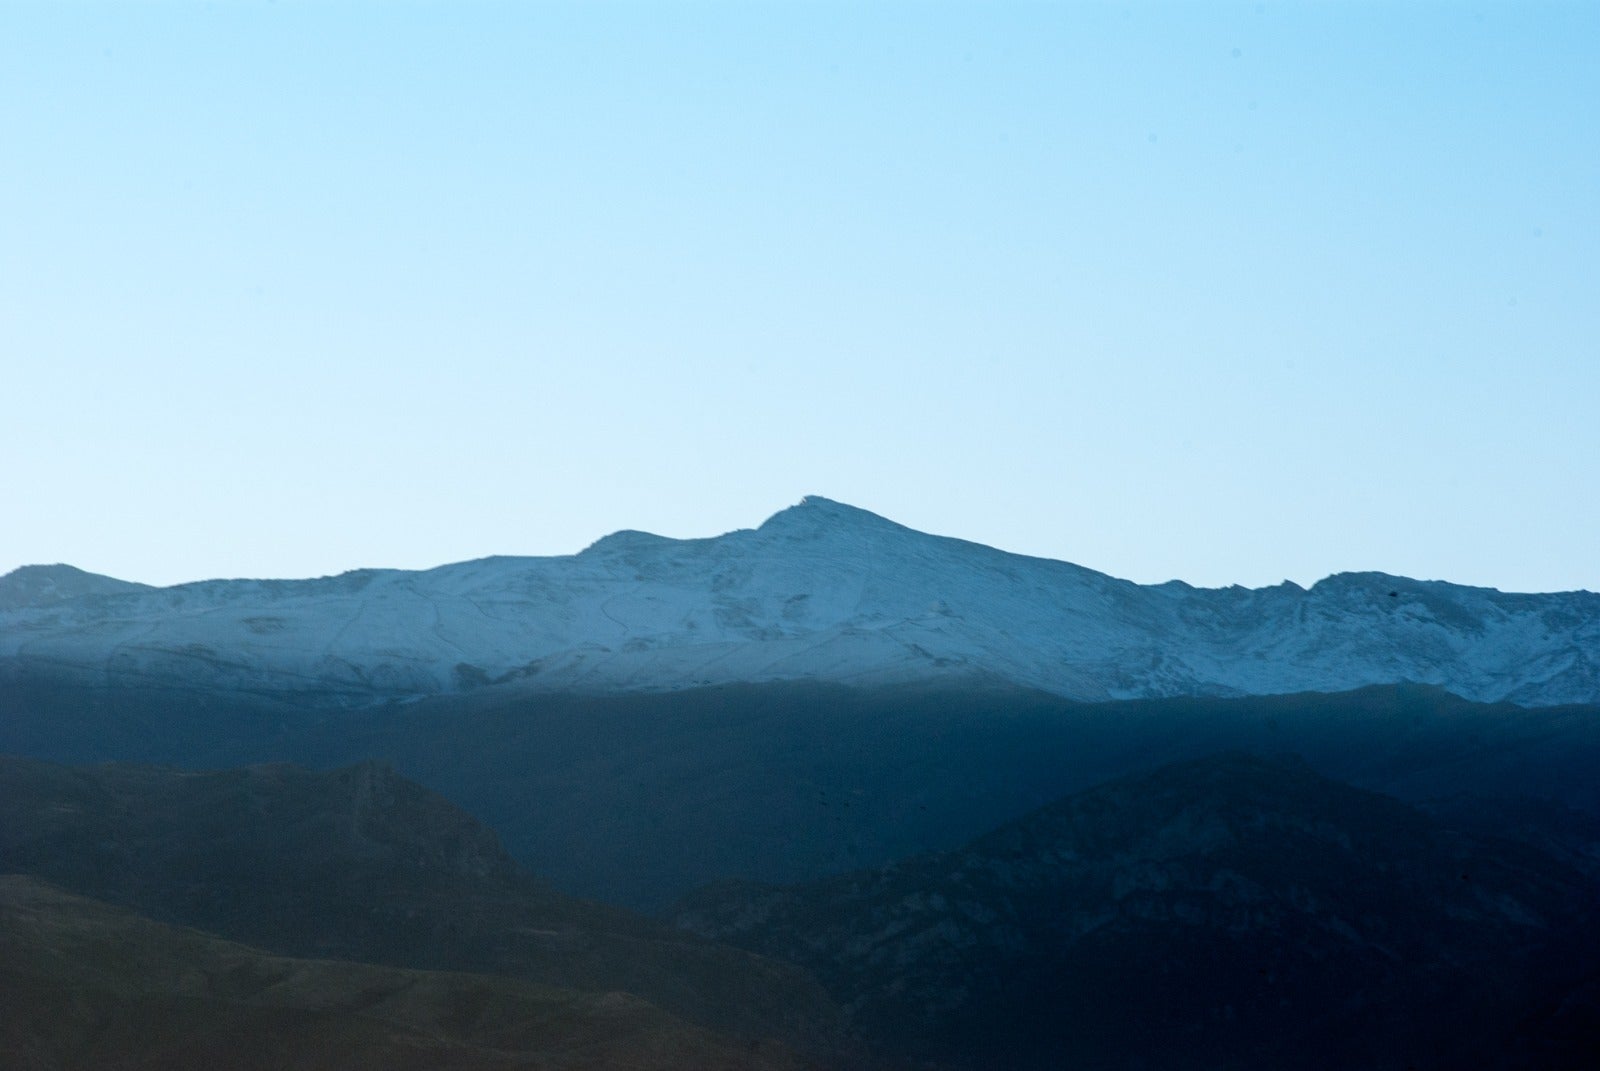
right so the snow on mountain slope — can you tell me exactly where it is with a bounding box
[0,564,154,611]
[2,496,1597,705]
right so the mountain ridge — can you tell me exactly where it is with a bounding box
[3,496,1597,705]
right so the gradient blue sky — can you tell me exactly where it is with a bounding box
[4,2,1596,592]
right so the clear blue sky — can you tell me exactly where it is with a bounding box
[3,2,1596,592]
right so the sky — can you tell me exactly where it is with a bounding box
[2,2,1596,593]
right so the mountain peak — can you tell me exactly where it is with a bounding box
[0,564,151,610]
[579,528,680,557]
[757,496,911,538]
[2,563,98,583]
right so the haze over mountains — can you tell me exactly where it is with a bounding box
[4,496,1598,706]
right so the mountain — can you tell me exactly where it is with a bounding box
[6,675,1600,910]
[672,753,1600,1071]
[0,563,154,611]
[0,754,846,1058]
[0,875,809,1071]
[3,496,1598,705]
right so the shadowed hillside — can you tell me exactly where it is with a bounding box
[0,755,845,1060]
[0,875,808,1071]
[674,754,1600,1071]
[4,674,1599,909]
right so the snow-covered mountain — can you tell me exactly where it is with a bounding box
[3,496,1597,706]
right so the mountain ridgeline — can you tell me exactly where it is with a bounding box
[3,497,1598,705]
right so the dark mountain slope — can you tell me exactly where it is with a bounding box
[226,681,1600,907]
[0,875,807,1071]
[673,753,1600,1071]
[0,755,844,1058]
[4,674,1599,908]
